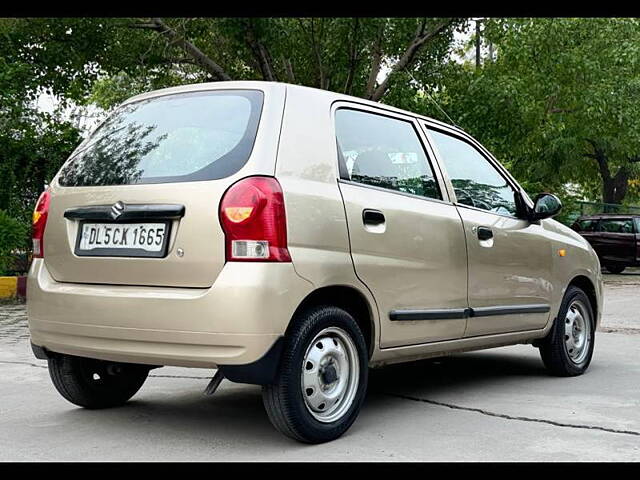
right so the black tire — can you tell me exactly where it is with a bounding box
[262,305,368,443]
[605,264,625,274]
[48,353,149,409]
[539,286,595,377]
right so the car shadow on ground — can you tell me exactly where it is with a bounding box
[50,349,549,447]
[367,349,548,396]
[602,267,640,276]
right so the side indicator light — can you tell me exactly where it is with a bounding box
[558,249,567,257]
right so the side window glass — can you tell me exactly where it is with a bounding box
[600,219,634,233]
[578,219,598,232]
[635,218,640,233]
[428,129,517,217]
[335,109,441,200]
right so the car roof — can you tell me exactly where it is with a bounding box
[122,80,463,133]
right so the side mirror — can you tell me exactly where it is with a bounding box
[530,193,562,221]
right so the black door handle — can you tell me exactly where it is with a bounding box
[477,226,493,240]
[363,209,385,226]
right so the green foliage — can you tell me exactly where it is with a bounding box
[0,17,466,260]
[431,18,640,206]
[0,18,464,108]
[0,210,28,275]
[0,112,81,222]
[4,16,640,246]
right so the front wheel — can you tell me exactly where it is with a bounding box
[538,286,595,376]
[48,354,150,409]
[262,305,368,443]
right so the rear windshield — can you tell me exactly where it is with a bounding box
[57,90,263,186]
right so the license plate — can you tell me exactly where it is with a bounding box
[75,222,170,258]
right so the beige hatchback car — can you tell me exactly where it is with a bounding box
[28,81,602,443]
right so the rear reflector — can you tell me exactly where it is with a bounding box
[219,176,291,262]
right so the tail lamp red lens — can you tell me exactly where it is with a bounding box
[219,176,291,262]
[32,190,51,258]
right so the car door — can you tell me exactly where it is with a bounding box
[334,105,468,349]
[575,218,603,255]
[598,218,636,264]
[635,218,640,263]
[424,125,553,337]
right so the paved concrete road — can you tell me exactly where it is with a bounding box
[1,271,638,461]
[600,268,640,334]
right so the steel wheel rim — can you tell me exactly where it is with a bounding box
[564,299,591,364]
[301,326,360,423]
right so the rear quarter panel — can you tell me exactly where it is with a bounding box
[275,85,381,349]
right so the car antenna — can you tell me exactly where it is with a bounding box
[406,69,461,129]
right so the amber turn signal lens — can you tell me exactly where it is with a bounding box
[224,207,254,223]
[558,249,566,257]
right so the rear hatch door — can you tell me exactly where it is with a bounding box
[43,83,285,288]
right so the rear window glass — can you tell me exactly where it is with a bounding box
[57,90,263,186]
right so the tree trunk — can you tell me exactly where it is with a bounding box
[475,20,481,69]
[602,167,629,206]
[588,141,629,206]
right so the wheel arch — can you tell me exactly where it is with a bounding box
[567,275,598,326]
[288,285,376,359]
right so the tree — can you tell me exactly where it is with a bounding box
[433,18,640,206]
[0,18,464,108]
[0,17,465,267]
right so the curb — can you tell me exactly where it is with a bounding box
[0,276,27,299]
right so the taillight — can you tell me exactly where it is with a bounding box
[219,176,291,262]
[32,189,51,258]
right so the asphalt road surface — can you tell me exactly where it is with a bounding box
[1,270,639,461]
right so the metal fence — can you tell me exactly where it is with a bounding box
[577,201,640,215]
[560,201,640,226]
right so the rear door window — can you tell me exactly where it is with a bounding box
[335,109,441,200]
[58,90,263,186]
[599,219,634,233]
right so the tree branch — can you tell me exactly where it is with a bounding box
[310,19,325,88]
[365,23,385,99]
[242,19,277,82]
[136,18,231,81]
[159,57,199,66]
[549,108,578,114]
[343,18,360,95]
[282,56,295,83]
[369,18,456,102]
[586,138,611,181]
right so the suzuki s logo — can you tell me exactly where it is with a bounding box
[110,201,125,220]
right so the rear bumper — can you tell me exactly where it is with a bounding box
[27,259,313,369]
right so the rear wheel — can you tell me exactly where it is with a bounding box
[48,354,150,409]
[539,286,595,376]
[605,264,625,274]
[262,305,368,443]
